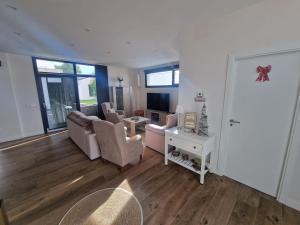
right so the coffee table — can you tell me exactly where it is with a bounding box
[123,116,150,136]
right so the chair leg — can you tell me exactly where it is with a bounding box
[118,166,125,173]
[139,154,143,163]
[0,200,9,225]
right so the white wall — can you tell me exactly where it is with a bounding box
[178,0,300,174]
[0,53,23,142]
[0,52,44,142]
[107,65,138,116]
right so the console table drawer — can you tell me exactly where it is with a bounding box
[167,136,202,153]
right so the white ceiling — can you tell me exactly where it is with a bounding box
[0,0,262,68]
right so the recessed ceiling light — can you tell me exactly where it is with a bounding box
[6,5,18,11]
[84,28,91,32]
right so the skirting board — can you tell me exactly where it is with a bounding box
[0,131,44,144]
[278,197,300,211]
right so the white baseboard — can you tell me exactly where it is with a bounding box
[0,131,44,145]
[0,135,23,143]
[278,197,300,211]
[22,131,44,138]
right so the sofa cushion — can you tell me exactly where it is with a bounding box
[108,108,116,113]
[67,111,100,131]
[165,114,177,128]
[145,124,166,135]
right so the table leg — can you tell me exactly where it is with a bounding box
[200,154,206,184]
[130,123,135,136]
[164,141,168,165]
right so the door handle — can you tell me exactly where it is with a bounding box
[229,119,241,126]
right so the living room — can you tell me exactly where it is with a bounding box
[1,0,300,225]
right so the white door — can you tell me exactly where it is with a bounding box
[224,51,300,196]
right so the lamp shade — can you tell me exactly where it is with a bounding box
[175,105,184,114]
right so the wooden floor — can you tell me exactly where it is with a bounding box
[0,132,299,225]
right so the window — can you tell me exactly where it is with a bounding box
[145,65,179,87]
[146,71,173,86]
[33,57,99,118]
[76,64,95,76]
[77,77,98,106]
[36,59,74,74]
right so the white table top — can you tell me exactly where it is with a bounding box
[165,127,214,143]
[123,116,150,124]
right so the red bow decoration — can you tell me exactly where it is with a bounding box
[256,65,272,82]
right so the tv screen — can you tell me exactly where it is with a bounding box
[147,93,170,112]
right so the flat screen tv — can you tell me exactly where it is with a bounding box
[147,93,170,112]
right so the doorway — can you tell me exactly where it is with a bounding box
[220,50,300,196]
[33,57,99,133]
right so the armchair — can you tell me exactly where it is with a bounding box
[145,114,177,154]
[101,102,125,124]
[93,120,144,168]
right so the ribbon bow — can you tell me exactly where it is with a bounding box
[256,65,271,82]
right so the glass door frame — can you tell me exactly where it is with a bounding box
[32,57,97,133]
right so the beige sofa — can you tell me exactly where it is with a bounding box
[93,120,144,168]
[67,111,101,160]
[145,114,177,154]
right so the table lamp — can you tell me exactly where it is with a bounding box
[175,105,184,129]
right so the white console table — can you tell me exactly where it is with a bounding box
[164,127,215,184]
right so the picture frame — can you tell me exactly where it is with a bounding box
[184,112,197,130]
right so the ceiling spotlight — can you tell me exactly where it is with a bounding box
[6,5,18,11]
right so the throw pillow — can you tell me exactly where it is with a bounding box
[165,114,177,128]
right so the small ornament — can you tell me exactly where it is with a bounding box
[191,158,202,171]
[172,151,181,157]
[117,77,124,86]
[256,65,272,82]
[195,92,206,102]
[182,154,189,161]
[198,103,209,136]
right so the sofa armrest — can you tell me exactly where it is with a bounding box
[86,116,100,120]
[106,113,122,124]
[125,134,144,162]
[145,124,166,135]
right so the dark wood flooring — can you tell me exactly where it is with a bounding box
[0,132,299,225]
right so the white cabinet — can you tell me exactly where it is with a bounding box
[164,127,215,184]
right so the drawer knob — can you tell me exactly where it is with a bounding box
[169,138,172,141]
[193,146,196,149]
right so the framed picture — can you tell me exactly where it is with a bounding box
[184,112,197,130]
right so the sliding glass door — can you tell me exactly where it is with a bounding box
[40,76,77,130]
[33,58,99,133]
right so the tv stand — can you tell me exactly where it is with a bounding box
[146,109,168,125]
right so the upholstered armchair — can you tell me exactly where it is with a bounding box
[145,114,177,154]
[93,120,144,169]
[101,102,125,123]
